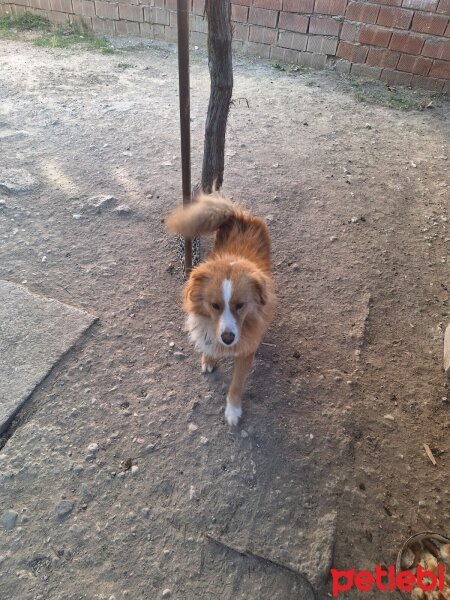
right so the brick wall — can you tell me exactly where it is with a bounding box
[0,0,448,91]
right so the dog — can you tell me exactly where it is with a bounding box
[166,192,275,425]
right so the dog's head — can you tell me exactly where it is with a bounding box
[184,259,269,348]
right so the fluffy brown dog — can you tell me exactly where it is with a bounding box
[166,192,275,425]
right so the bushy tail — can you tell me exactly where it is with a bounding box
[165,192,239,237]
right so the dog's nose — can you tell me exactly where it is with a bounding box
[221,331,235,345]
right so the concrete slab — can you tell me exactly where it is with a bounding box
[0,280,96,433]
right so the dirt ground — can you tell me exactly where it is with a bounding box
[0,32,449,600]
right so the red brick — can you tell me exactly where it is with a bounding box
[366,46,400,66]
[116,19,140,34]
[95,0,118,20]
[270,45,300,62]
[397,53,433,73]
[446,21,450,34]
[92,14,115,31]
[411,74,445,88]
[278,29,308,48]
[307,33,339,53]
[143,6,169,24]
[29,0,51,10]
[429,59,450,78]
[358,24,392,45]
[233,22,249,39]
[69,13,91,29]
[283,0,315,11]
[390,31,424,53]
[192,0,205,15]
[337,40,369,61]
[334,57,351,71]
[314,0,347,15]
[341,20,359,40]
[253,0,282,8]
[346,2,380,22]
[297,51,328,67]
[411,11,448,34]
[309,14,341,34]
[165,0,177,9]
[190,13,208,32]
[50,0,72,12]
[244,40,272,56]
[381,67,413,83]
[72,0,94,17]
[119,3,143,22]
[248,6,278,27]
[249,24,277,43]
[231,3,248,21]
[402,0,438,8]
[232,0,252,5]
[279,10,309,31]
[377,5,413,28]
[351,62,382,77]
[436,0,450,13]
[371,0,402,6]
[422,39,450,60]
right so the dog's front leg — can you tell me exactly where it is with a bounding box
[201,354,217,374]
[225,353,255,426]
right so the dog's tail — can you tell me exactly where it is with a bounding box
[165,192,241,237]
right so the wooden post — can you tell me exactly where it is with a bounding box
[201,0,233,193]
[177,0,192,275]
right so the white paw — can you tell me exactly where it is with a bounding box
[225,403,242,426]
[201,364,215,374]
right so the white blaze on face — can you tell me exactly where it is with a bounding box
[219,279,238,345]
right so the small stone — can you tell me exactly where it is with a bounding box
[72,464,84,475]
[330,236,337,242]
[114,204,132,215]
[173,352,185,359]
[365,123,372,130]
[54,500,74,520]
[72,214,82,220]
[162,590,171,598]
[146,444,156,453]
[293,350,300,359]
[383,414,395,421]
[200,436,209,445]
[141,507,150,518]
[188,423,198,432]
[86,443,99,460]
[241,430,249,438]
[1,510,18,530]
[418,500,427,508]
[131,465,139,476]
[169,342,175,348]
[88,194,118,212]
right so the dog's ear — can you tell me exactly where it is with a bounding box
[251,272,268,306]
[185,268,209,307]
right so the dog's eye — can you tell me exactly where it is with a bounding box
[211,303,220,310]
[236,302,244,310]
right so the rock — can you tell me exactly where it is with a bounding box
[161,589,171,598]
[113,204,132,215]
[383,414,395,421]
[54,500,74,520]
[80,483,94,502]
[131,465,139,476]
[444,324,450,377]
[72,214,82,220]
[88,194,118,212]
[87,442,99,454]
[418,500,427,508]
[0,168,37,195]
[241,430,249,438]
[200,436,209,445]
[173,352,185,360]
[141,507,150,518]
[1,510,18,530]
[188,423,198,432]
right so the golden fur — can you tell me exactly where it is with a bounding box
[166,192,275,425]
